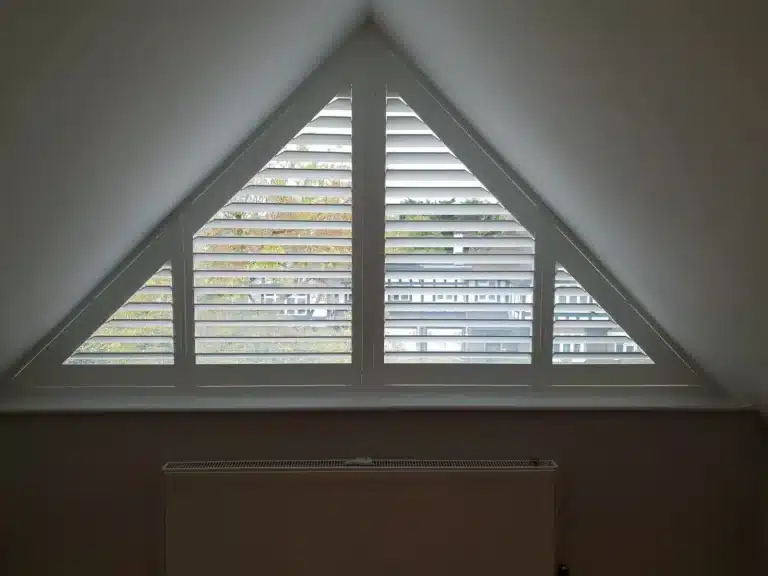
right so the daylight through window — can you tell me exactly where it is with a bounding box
[384,95,535,364]
[192,93,353,364]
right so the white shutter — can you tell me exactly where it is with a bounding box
[192,93,353,364]
[553,264,652,364]
[19,31,717,406]
[383,95,534,364]
[64,263,174,365]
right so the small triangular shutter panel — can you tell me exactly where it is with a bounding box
[384,95,535,364]
[64,263,173,365]
[193,92,353,364]
[553,264,652,364]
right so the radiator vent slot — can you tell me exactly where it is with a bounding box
[163,458,556,472]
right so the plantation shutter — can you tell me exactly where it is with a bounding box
[192,93,353,364]
[64,263,173,365]
[383,95,535,364]
[553,264,652,364]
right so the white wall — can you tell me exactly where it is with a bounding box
[0,0,366,371]
[1,0,767,406]
[374,0,768,405]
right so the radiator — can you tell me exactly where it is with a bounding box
[163,458,558,576]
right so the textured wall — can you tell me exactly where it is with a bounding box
[0,410,760,575]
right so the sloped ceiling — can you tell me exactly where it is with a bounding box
[1,0,766,406]
[372,0,768,408]
[0,0,368,371]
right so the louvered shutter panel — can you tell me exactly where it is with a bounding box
[64,263,174,365]
[553,264,652,364]
[384,95,535,364]
[193,93,353,364]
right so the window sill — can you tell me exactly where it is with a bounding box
[0,384,750,413]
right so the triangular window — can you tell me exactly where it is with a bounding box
[64,263,173,365]
[553,264,651,364]
[16,27,713,404]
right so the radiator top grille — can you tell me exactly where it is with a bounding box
[163,458,556,472]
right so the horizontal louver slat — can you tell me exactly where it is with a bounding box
[386,152,463,166]
[386,319,531,328]
[193,254,351,263]
[386,100,415,115]
[384,96,534,365]
[385,204,511,216]
[387,254,533,265]
[385,353,531,364]
[322,98,351,112]
[195,287,351,296]
[386,237,533,248]
[385,271,533,281]
[196,354,350,364]
[195,304,352,312]
[385,134,444,148]
[254,168,352,181]
[218,203,351,214]
[553,353,651,364]
[386,117,434,132]
[291,134,352,147]
[386,220,527,232]
[233,185,352,199]
[196,320,350,328]
[65,354,174,364]
[201,219,352,231]
[304,117,351,131]
[192,93,353,364]
[385,336,531,344]
[385,303,532,313]
[386,169,476,183]
[385,187,494,200]
[386,286,533,296]
[273,150,351,164]
[118,303,173,312]
[102,320,172,328]
[87,336,173,344]
[195,270,351,279]
[554,320,620,330]
[193,237,352,248]
[553,336,633,345]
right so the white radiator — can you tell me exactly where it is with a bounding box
[163,459,558,576]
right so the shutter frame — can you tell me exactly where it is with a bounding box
[7,24,721,404]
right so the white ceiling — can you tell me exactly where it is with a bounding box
[0,0,367,371]
[1,0,766,406]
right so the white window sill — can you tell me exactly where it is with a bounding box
[0,385,750,413]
